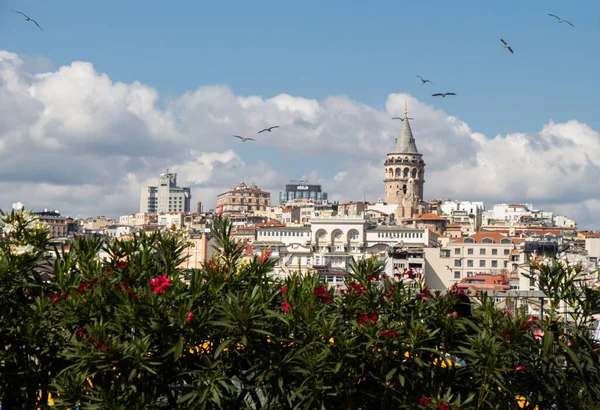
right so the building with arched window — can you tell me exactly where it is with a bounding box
[383,102,426,221]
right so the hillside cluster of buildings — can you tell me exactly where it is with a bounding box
[7,104,600,315]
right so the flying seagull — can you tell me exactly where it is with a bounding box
[432,93,456,98]
[548,14,574,27]
[232,135,256,142]
[11,10,43,31]
[500,39,514,54]
[392,117,414,121]
[416,75,432,84]
[257,126,279,134]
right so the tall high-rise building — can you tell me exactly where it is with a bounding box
[279,181,328,204]
[383,102,426,220]
[140,168,191,214]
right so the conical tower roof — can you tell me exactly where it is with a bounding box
[393,101,419,154]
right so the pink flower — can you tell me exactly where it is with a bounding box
[217,204,223,217]
[76,327,85,339]
[515,364,525,371]
[380,329,397,338]
[533,329,544,341]
[347,281,367,296]
[260,250,272,263]
[281,286,288,295]
[501,331,511,343]
[150,274,171,294]
[359,313,378,326]
[281,302,291,312]
[419,396,432,405]
[187,312,194,322]
[313,284,332,303]
[77,281,86,293]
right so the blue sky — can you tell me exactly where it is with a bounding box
[1,0,600,226]
[2,0,598,136]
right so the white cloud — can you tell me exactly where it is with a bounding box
[333,172,347,182]
[1,50,599,228]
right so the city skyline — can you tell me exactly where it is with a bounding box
[1,1,600,227]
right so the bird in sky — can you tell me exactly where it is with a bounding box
[232,135,256,142]
[392,117,414,121]
[11,10,43,31]
[432,93,457,98]
[257,126,279,134]
[416,75,432,84]
[548,14,574,27]
[500,39,514,54]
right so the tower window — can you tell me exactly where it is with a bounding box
[411,169,417,178]
[403,168,409,177]
[402,185,407,194]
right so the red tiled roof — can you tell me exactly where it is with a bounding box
[579,231,600,238]
[414,213,448,221]
[469,232,509,243]
[451,231,516,244]
[256,221,285,227]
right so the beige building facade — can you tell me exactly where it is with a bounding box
[216,182,271,214]
[179,234,216,270]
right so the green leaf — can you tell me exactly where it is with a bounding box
[173,336,184,361]
[385,368,397,381]
[214,339,234,359]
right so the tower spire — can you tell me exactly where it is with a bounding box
[393,100,419,154]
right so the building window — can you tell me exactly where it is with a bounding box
[491,260,498,268]
[454,271,460,279]
[504,249,510,255]
[467,272,473,277]
[480,248,486,255]
[454,259,461,267]
[467,260,473,267]
[467,248,473,255]
[491,249,498,255]
[454,248,461,255]
[479,260,486,267]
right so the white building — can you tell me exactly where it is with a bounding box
[140,168,191,214]
[554,214,576,228]
[439,200,485,217]
[251,215,437,283]
[158,213,185,228]
[367,200,399,220]
[119,212,151,227]
[483,203,533,225]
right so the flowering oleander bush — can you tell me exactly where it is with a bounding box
[2,208,600,409]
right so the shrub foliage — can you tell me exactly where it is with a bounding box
[2,209,600,409]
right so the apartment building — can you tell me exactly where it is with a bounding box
[140,168,191,214]
[425,232,518,289]
[216,182,271,214]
